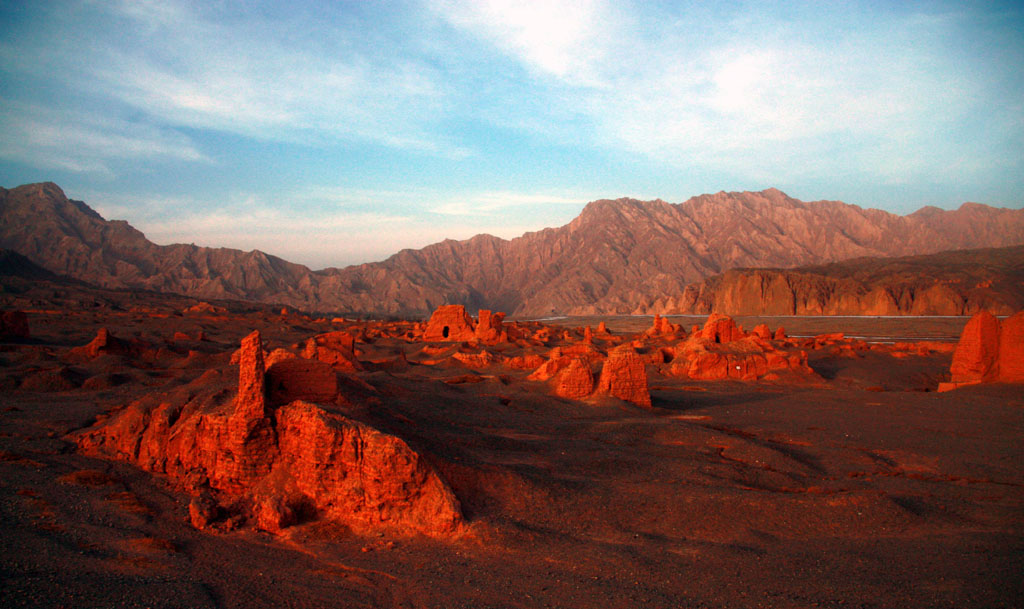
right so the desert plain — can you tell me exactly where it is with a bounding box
[1,280,1021,609]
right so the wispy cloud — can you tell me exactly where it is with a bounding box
[85,188,414,267]
[429,0,619,86]
[79,1,463,156]
[0,100,206,175]
[0,0,473,160]
[293,184,590,219]
[428,191,588,216]
[434,1,1011,185]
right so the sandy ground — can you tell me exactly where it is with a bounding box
[1,298,1022,609]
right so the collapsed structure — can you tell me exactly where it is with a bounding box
[939,311,1024,391]
[77,330,464,538]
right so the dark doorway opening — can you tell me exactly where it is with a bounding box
[442,326,450,338]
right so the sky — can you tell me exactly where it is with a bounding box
[1,0,1022,269]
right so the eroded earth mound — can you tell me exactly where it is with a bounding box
[76,330,464,538]
[939,310,1024,391]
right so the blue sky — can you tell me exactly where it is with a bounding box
[1,0,1022,269]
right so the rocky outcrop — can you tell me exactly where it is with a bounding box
[939,311,1024,391]
[672,340,814,382]
[554,357,595,400]
[272,401,463,537]
[303,331,361,371]
[184,302,227,315]
[595,347,651,407]
[505,354,546,370]
[423,305,477,342]
[475,309,507,343]
[76,330,464,538]
[5,182,1024,317]
[452,350,501,368]
[668,315,815,382]
[673,246,1024,316]
[948,312,1001,385]
[527,349,572,382]
[67,328,129,360]
[643,314,682,338]
[692,313,745,344]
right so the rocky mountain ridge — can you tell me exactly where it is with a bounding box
[3,182,1023,316]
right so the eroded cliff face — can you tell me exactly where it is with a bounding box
[669,246,1024,316]
[5,183,1024,317]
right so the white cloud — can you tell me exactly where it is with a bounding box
[0,100,206,175]
[77,1,461,155]
[431,0,617,86]
[428,191,589,216]
[435,1,987,184]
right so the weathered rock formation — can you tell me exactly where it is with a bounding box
[939,311,1024,391]
[668,315,815,382]
[303,331,362,371]
[475,309,507,343]
[271,400,463,536]
[998,312,1024,382]
[76,330,464,537]
[423,305,477,342]
[554,357,595,400]
[184,302,227,315]
[452,350,501,368]
[673,246,1024,316]
[644,314,683,338]
[67,328,129,360]
[693,313,745,344]
[596,347,651,407]
[5,182,1024,317]
[948,312,1001,384]
[527,349,572,382]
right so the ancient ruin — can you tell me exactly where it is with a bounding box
[75,330,464,538]
[940,310,1024,390]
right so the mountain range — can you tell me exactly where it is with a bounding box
[2,182,1023,316]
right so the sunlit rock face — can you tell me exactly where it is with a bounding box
[667,314,816,382]
[998,311,1024,382]
[423,305,477,342]
[554,357,595,400]
[303,331,362,372]
[76,330,464,538]
[596,346,651,408]
[674,246,1024,318]
[939,310,1024,391]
